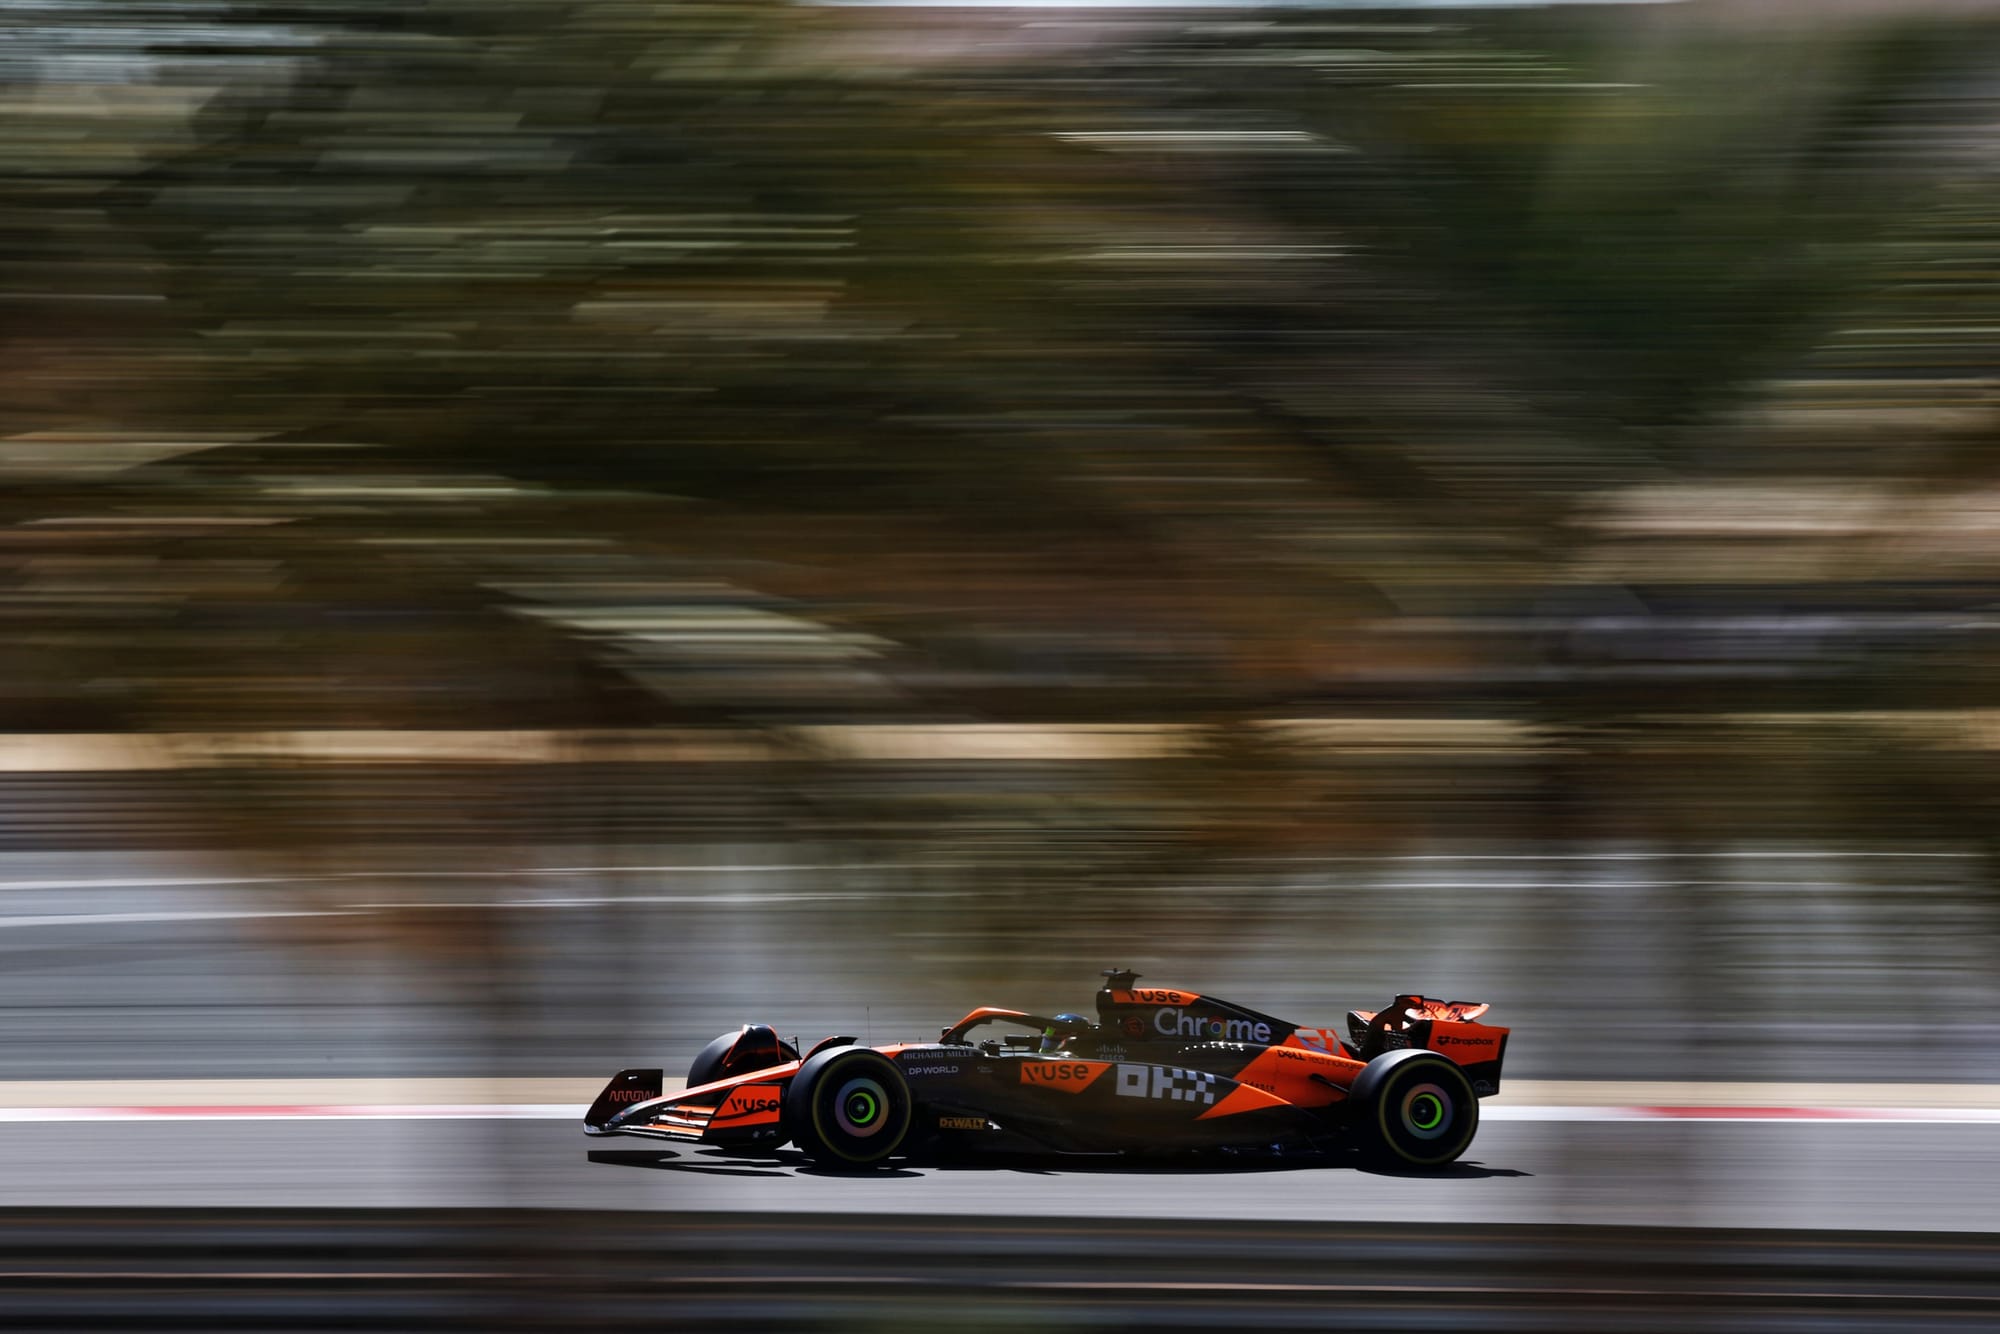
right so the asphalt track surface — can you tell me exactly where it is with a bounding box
[3,1116,1998,1232]
[6,1110,1998,1330]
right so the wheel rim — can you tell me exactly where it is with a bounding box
[1399,1083,1454,1141]
[833,1076,892,1138]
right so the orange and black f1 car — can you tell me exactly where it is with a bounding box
[585,970,1509,1169]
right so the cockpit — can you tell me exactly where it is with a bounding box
[939,1007,1097,1056]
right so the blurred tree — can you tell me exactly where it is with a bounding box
[4,1,2000,859]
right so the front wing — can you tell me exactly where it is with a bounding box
[585,1064,798,1149]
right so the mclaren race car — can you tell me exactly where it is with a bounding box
[584,969,1509,1169]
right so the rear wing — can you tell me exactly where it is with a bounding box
[1347,996,1509,1097]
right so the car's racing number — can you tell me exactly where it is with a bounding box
[1115,1064,1217,1106]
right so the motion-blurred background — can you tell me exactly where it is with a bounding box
[5,0,2000,1310]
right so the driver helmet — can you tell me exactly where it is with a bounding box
[1039,1012,1093,1053]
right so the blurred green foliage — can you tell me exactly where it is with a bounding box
[7,1,2000,860]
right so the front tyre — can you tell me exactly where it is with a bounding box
[1349,1049,1478,1168]
[785,1047,913,1168]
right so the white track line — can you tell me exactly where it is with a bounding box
[3,1104,1999,1124]
[1481,1105,2000,1124]
[0,1105,579,1122]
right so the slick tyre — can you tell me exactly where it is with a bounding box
[1350,1049,1478,1169]
[785,1047,912,1169]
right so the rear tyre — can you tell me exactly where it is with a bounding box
[785,1047,913,1168]
[1349,1049,1478,1168]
